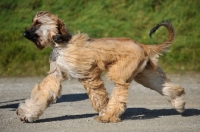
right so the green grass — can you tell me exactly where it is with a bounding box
[0,0,200,76]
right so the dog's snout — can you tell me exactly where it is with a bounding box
[23,29,38,40]
[23,30,30,38]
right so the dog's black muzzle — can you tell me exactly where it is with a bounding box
[23,27,38,41]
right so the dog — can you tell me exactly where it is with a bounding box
[16,11,185,123]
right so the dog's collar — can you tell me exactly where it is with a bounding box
[50,47,60,62]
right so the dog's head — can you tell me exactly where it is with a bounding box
[23,11,71,49]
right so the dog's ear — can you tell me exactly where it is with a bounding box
[57,19,67,36]
[57,19,72,43]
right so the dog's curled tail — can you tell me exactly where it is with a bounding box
[141,21,175,69]
[149,21,175,53]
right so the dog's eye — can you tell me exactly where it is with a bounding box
[35,20,41,25]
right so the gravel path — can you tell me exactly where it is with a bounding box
[0,74,200,132]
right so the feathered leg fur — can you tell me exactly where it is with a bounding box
[16,74,62,122]
[134,66,185,113]
[79,67,109,113]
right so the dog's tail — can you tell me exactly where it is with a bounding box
[150,21,175,52]
[141,21,175,69]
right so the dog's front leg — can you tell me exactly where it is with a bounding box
[16,74,62,122]
[79,67,109,114]
[80,78,109,113]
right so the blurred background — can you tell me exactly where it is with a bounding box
[0,0,199,76]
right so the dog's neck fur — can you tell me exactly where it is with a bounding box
[52,32,90,48]
[48,33,91,79]
[50,47,60,62]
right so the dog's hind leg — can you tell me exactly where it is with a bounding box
[16,74,63,122]
[95,82,130,123]
[79,67,109,114]
[95,58,143,123]
[134,66,185,113]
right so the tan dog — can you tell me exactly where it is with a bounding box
[16,11,185,123]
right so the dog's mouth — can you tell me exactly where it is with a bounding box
[32,35,45,50]
[23,32,44,50]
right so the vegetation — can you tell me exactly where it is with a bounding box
[0,0,200,76]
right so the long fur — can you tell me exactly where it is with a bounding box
[17,11,185,123]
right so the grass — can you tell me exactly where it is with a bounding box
[0,0,200,76]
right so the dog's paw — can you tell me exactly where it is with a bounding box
[94,115,121,123]
[171,95,185,113]
[16,101,39,123]
[16,107,32,123]
[52,34,64,43]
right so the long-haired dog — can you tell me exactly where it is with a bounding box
[16,11,185,123]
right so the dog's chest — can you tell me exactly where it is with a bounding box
[49,47,87,79]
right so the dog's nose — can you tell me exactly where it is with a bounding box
[23,32,27,37]
[23,30,30,38]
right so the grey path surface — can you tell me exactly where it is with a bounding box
[0,74,200,132]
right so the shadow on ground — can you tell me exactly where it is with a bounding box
[0,99,25,110]
[1,93,199,123]
[121,108,200,120]
[0,93,88,111]
[37,113,97,123]
[36,108,200,123]
[56,93,88,103]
